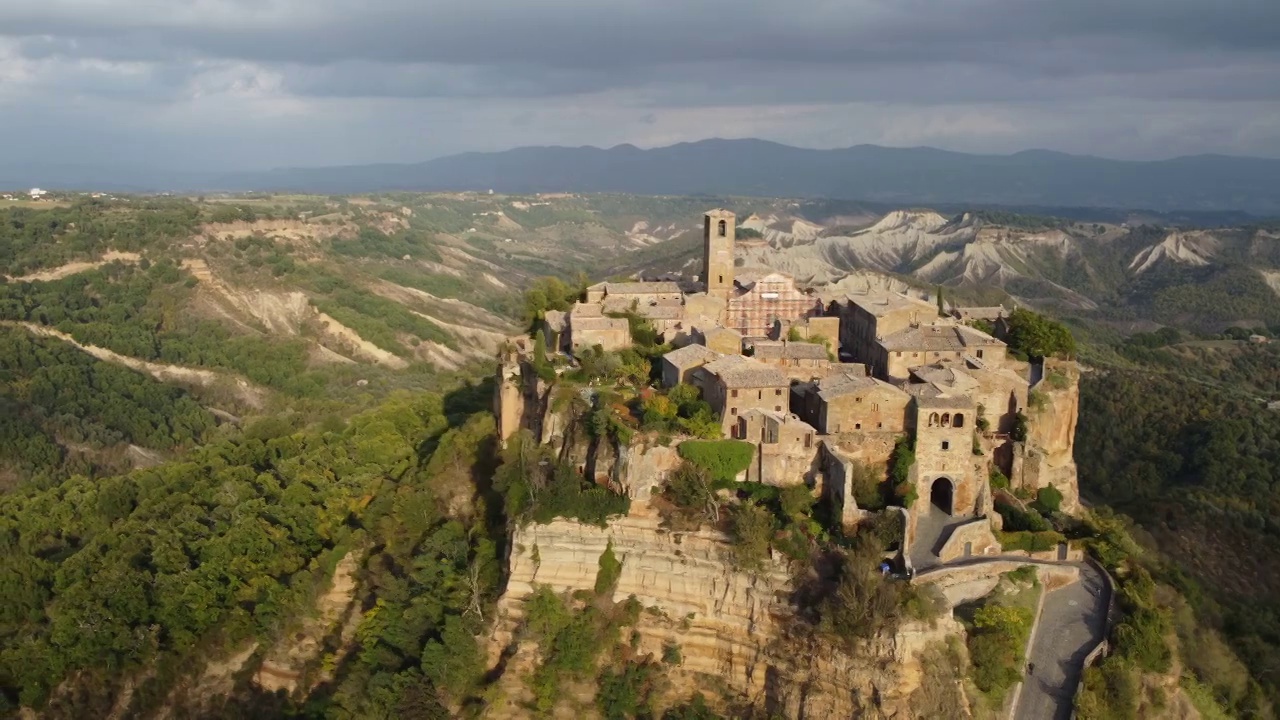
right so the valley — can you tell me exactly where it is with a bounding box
[0,191,1277,720]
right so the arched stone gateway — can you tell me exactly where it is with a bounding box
[930,477,954,514]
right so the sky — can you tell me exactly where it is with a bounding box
[1,0,1278,171]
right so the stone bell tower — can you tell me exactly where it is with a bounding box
[702,209,736,299]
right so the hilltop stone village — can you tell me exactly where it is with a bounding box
[497,209,1080,571]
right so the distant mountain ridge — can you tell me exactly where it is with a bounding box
[235,139,1280,214]
[6,138,1280,214]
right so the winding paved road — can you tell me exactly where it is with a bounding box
[1014,562,1109,720]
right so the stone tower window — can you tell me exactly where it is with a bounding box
[942,441,950,450]
[929,412,940,427]
[718,219,727,237]
[953,413,965,428]
[941,413,951,427]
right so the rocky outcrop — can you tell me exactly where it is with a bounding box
[486,515,963,718]
[1017,359,1081,512]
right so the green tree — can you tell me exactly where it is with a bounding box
[1005,308,1076,360]
[729,501,776,571]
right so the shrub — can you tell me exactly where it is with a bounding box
[1076,657,1140,720]
[597,662,659,720]
[998,530,1065,553]
[677,440,755,482]
[893,481,918,508]
[779,484,815,524]
[967,604,1035,701]
[728,501,776,571]
[889,435,915,485]
[849,459,887,511]
[595,540,623,596]
[1034,485,1064,514]
[989,468,1010,490]
[662,642,683,666]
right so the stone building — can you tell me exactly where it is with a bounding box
[951,306,1006,324]
[779,315,841,357]
[746,340,830,381]
[874,324,1007,382]
[693,356,790,437]
[737,410,820,486]
[703,209,736,299]
[831,292,937,367]
[793,369,911,434]
[910,393,981,519]
[567,303,630,351]
[586,280,683,307]
[908,359,1029,435]
[727,272,823,338]
[698,326,743,356]
[661,343,721,388]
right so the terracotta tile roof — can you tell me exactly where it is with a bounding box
[602,281,682,295]
[703,356,787,387]
[817,372,905,401]
[749,340,829,361]
[840,292,936,317]
[879,323,1003,352]
[662,344,721,368]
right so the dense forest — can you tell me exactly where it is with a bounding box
[0,392,503,717]
[0,328,215,487]
[1077,367,1280,712]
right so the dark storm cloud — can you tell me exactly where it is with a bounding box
[3,0,1278,98]
[0,0,1278,168]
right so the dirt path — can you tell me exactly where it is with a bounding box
[314,312,409,369]
[255,550,363,695]
[5,251,141,282]
[8,321,268,410]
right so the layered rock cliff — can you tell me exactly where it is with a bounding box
[1014,359,1081,512]
[483,514,963,718]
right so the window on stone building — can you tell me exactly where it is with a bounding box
[732,389,738,398]
[718,219,727,237]
[877,422,883,429]
[804,434,812,448]
[855,423,861,430]
[941,413,951,427]
[856,396,862,403]
[776,389,782,396]
[758,390,763,400]
[953,413,965,428]
[942,441,950,450]
[896,352,902,357]
[731,407,737,415]
[929,412,940,427]
[872,403,880,411]
[977,349,984,359]
[775,405,782,412]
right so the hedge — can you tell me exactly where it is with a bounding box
[677,439,755,482]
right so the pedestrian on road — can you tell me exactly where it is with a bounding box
[1028,662,1035,676]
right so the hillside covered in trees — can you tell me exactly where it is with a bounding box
[1,192,1278,717]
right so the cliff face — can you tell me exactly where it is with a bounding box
[1018,359,1081,512]
[485,514,962,718]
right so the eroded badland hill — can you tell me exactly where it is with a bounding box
[0,192,1275,719]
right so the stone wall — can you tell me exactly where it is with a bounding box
[938,518,1001,563]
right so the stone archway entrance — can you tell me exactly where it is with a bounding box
[930,477,954,515]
